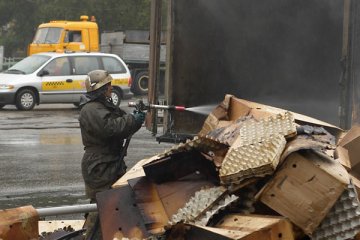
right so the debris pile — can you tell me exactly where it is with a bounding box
[99,95,360,240]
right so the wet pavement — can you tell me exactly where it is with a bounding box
[0,100,174,218]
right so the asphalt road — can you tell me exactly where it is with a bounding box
[0,100,174,216]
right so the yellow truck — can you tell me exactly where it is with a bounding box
[28,16,166,96]
[28,15,99,55]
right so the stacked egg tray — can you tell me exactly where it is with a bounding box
[202,116,254,146]
[168,186,227,225]
[239,111,296,146]
[220,134,286,185]
[219,112,296,185]
[161,136,228,157]
[195,194,239,226]
[312,182,360,240]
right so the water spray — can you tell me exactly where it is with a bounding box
[185,104,217,115]
[128,100,186,112]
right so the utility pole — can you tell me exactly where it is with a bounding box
[340,0,360,129]
[148,0,162,135]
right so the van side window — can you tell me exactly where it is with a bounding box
[73,56,100,75]
[65,31,82,43]
[102,57,126,73]
[42,57,71,76]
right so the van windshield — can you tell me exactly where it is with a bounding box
[33,27,63,44]
[4,55,51,74]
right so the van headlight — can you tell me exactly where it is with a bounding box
[0,84,14,89]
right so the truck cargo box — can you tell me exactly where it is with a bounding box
[163,0,344,137]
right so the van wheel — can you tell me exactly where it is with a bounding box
[16,89,36,110]
[0,104,5,109]
[111,89,122,107]
[132,71,149,95]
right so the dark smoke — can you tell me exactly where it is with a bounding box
[171,0,343,125]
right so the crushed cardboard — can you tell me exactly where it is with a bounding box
[337,125,360,171]
[258,151,349,234]
[4,95,360,240]
[104,96,360,240]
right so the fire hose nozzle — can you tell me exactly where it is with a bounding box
[175,106,186,111]
[128,100,186,112]
[128,101,139,108]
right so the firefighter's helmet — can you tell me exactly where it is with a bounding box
[85,70,112,92]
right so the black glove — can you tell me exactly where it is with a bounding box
[133,111,145,126]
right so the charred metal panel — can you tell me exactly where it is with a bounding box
[143,150,219,183]
[167,0,344,134]
[96,186,150,239]
[128,177,169,234]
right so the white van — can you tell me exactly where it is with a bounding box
[0,52,133,110]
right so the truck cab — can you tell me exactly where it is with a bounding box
[28,16,99,55]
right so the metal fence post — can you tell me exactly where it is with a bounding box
[0,46,3,71]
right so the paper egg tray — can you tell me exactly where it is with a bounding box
[239,111,296,146]
[220,134,286,184]
[312,181,360,240]
[169,186,227,225]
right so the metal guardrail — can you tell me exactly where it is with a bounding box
[1,57,23,71]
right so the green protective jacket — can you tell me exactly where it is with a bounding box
[79,101,141,199]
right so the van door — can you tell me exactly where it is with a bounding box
[70,56,101,103]
[39,57,75,103]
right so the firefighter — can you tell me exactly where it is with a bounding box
[78,70,145,239]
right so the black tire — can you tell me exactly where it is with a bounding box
[0,104,5,109]
[132,71,149,95]
[15,89,36,110]
[111,89,122,107]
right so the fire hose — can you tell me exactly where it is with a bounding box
[128,99,186,112]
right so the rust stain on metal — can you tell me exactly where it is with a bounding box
[96,186,149,239]
[0,205,39,240]
[128,177,169,234]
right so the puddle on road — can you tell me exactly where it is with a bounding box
[0,134,81,145]
[40,134,81,145]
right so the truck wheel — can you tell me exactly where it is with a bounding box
[132,71,149,95]
[111,89,122,107]
[16,89,36,110]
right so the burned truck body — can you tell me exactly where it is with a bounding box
[156,0,353,141]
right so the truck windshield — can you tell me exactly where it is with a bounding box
[4,55,51,74]
[32,27,62,44]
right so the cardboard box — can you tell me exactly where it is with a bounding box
[338,125,360,170]
[335,145,351,170]
[199,95,342,138]
[167,214,295,240]
[0,205,39,240]
[216,214,295,240]
[259,151,349,234]
[350,174,360,200]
